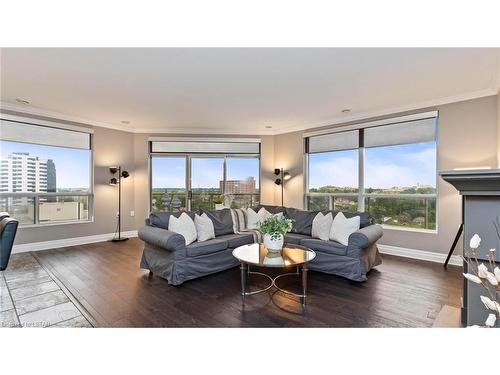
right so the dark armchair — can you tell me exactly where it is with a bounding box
[0,213,19,271]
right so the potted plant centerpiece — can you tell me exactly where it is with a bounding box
[212,196,225,210]
[257,215,294,252]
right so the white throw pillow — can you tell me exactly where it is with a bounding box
[246,207,273,229]
[311,212,333,241]
[194,213,215,242]
[168,212,197,245]
[329,212,360,246]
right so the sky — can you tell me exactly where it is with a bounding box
[0,140,91,190]
[2,140,435,191]
[308,142,436,189]
[152,157,260,189]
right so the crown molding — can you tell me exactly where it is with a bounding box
[134,127,274,136]
[0,101,135,133]
[274,87,499,135]
[2,85,499,137]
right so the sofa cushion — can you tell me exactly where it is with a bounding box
[168,213,197,245]
[149,211,197,230]
[194,213,215,242]
[284,233,310,245]
[284,207,319,235]
[216,233,254,248]
[311,212,333,241]
[200,209,234,236]
[186,238,228,257]
[300,238,348,256]
[246,207,273,229]
[330,211,373,229]
[329,212,360,246]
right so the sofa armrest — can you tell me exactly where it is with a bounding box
[138,225,186,253]
[347,224,383,257]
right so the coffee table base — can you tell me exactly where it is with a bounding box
[240,263,309,306]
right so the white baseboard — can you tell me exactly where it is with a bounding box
[12,232,461,267]
[12,230,138,253]
[378,244,462,267]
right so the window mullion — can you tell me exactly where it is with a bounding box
[358,129,365,212]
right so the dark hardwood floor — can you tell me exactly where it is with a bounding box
[33,238,463,327]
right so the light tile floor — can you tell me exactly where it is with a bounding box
[0,253,92,328]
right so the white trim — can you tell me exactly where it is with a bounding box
[148,136,261,143]
[12,230,138,254]
[378,244,462,267]
[303,111,438,138]
[0,112,94,134]
[11,230,462,267]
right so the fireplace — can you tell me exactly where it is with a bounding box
[440,168,500,327]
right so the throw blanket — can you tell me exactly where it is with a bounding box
[230,208,262,243]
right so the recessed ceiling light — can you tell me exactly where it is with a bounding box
[265,125,272,129]
[121,120,130,124]
[341,109,351,113]
[15,98,30,105]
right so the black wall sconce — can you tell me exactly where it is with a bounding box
[274,168,291,207]
[109,166,130,242]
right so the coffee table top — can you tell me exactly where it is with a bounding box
[232,243,316,268]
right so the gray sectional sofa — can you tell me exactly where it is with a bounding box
[139,205,383,285]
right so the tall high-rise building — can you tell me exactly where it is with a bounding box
[46,159,56,192]
[0,152,51,193]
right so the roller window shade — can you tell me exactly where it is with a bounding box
[364,118,436,148]
[151,141,260,154]
[308,130,358,153]
[0,119,91,150]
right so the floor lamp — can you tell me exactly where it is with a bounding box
[109,166,130,242]
[274,168,291,207]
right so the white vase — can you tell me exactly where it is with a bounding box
[263,233,284,252]
[215,204,225,210]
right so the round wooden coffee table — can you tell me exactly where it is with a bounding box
[232,243,316,306]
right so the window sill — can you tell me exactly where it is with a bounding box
[382,224,437,235]
[19,219,94,229]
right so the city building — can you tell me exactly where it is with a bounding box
[0,152,55,193]
[219,176,256,194]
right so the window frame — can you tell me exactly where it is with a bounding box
[305,113,438,233]
[0,113,94,227]
[149,147,261,213]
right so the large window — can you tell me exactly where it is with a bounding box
[306,113,437,231]
[150,139,260,212]
[0,116,93,226]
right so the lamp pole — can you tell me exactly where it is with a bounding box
[117,166,122,240]
[110,166,129,242]
[280,168,284,207]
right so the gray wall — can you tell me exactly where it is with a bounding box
[272,95,499,254]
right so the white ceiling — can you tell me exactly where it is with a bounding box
[1,48,499,135]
